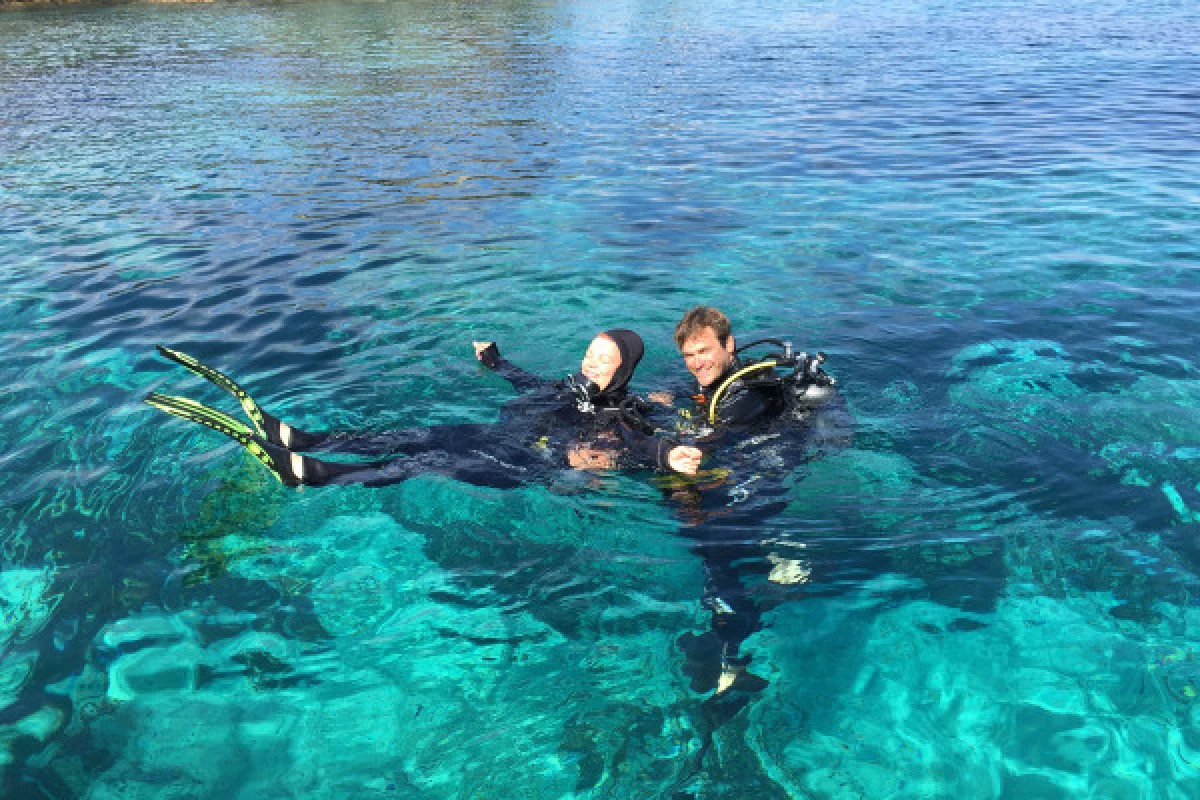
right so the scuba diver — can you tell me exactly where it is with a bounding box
[655,305,838,434]
[650,307,844,724]
[144,329,701,489]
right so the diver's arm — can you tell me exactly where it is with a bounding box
[666,384,777,465]
[615,422,702,475]
[646,379,697,410]
[474,342,547,393]
[647,391,675,408]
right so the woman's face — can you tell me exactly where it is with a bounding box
[580,334,622,391]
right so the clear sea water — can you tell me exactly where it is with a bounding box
[2,0,1199,796]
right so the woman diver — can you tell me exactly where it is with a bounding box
[144,329,702,489]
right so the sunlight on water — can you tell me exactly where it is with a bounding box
[2,0,1199,796]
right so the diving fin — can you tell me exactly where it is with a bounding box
[144,392,298,486]
[155,345,305,448]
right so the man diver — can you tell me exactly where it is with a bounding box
[144,329,699,489]
[654,306,840,711]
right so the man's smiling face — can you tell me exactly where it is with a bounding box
[680,326,736,389]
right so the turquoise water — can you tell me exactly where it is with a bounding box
[2,0,1199,796]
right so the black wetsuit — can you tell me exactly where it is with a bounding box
[696,357,790,431]
[246,333,669,489]
[662,359,847,701]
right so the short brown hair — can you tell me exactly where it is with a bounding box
[674,306,732,349]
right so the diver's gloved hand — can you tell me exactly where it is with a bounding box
[474,341,500,367]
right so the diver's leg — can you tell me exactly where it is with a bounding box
[320,449,530,490]
[681,537,768,695]
[672,490,788,696]
[146,394,534,490]
[156,346,491,457]
[155,346,333,449]
[145,392,304,486]
[268,442,535,489]
[144,391,425,487]
[295,424,493,458]
[703,555,764,650]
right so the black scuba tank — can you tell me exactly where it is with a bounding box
[791,351,836,410]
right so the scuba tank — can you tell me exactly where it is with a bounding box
[790,349,836,410]
[720,338,836,420]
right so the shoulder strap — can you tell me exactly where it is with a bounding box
[707,360,779,424]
